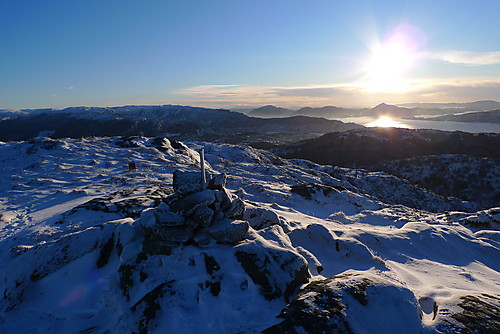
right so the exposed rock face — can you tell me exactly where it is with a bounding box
[263,271,421,334]
[447,294,500,333]
[461,207,500,229]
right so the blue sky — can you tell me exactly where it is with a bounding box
[1,0,500,109]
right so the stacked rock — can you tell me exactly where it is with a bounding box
[138,170,250,246]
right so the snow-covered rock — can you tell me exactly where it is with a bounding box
[244,205,281,230]
[208,219,249,244]
[235,231,310,302]
[263,270,421,333]
[172,170,204,197]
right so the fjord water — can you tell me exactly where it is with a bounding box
[343,116,500,133]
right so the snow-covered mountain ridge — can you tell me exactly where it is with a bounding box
[0,105,362,142]
[0,137,498,333]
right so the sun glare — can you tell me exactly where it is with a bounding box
[363,24,426,93]
[367,116,409,128]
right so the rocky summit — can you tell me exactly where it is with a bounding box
[0,136,498,333]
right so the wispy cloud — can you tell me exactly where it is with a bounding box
[67,86,75,90]
[172,84,361,107]
[432,50,500,65]
[170,79,500,108]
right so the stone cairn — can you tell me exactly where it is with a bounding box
[138,150,250,247]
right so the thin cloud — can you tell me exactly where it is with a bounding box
[170,79,500,108]
[67,86,75,90]
[433,50,500,65]
[172,84,352,107]
[411,79,500,101]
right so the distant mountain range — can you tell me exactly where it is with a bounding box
[237,100,500,120]
[0,105,362,142]
[420,109,500,123]
[399,100,500,111]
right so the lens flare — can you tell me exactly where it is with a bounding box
[58,269,107,308]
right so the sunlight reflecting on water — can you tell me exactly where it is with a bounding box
[367,116,410,128]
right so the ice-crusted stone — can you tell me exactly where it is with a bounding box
[191,205,214,227]
[170,189,216,215]
[215,188,232,212]
[225,197,245,219]
[193,231,212,247]
[295,246,323,275]
[114,218,141,246]
[138,208,157,230]
[208,173,227,190]
[244,206,280,230]
[153,224,195,244]
[172,170,204,197]
[151,137,174,154]
[235,235,310,302]
[213,210,225,222]
[209,219,249,244]
[154,203,185,226]
[461,207,500,229]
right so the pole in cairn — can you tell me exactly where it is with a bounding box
[200,148,206,189]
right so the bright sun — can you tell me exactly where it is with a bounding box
[363,24,426,92]
[365,43,413,91]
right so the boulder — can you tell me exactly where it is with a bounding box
[235,236,309,301]
[225,198,245,219]
[215,188,233,212]
[170,189,216,215]
[191,206,214,227]
[172,170,204,197]
[209,219,249,244]
[193,231,212,248]
[213,210,225,222]
[154,203,185,226]
[152,224,195,244]
[244,206,280,230]
[138,208,157,230]
[151,137,173,154]
[263,271,421,334]
[208,173,227,190]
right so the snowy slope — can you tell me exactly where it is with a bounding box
[0,137,498,333]
[374,154,500,209]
